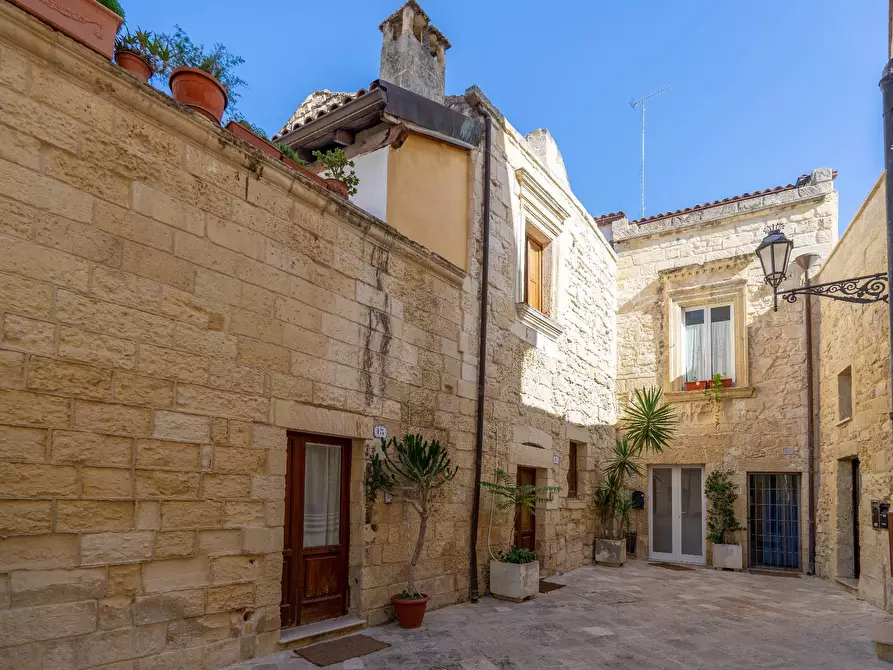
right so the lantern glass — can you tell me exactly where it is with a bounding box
[756,229,793,288]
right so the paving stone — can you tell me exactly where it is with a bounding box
[227,561,890,670]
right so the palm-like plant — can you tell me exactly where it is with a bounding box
[481,468,559,560]
[622,387,677,454]
[603,437,642,481]
[368,434,457,596]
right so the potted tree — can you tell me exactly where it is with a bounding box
[166,26,245,125]
[11,0,124,59]
[480,468,559,602]
[705,468,745,570]
[368,434,456,628]
[595,388,677,566]
[312,148,360,198]
[114,28,170,83]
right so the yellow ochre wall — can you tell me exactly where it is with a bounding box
[386,133,469,270]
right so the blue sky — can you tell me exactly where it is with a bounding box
[125,1,885,232]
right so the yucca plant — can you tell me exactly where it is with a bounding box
[622,386,677,454]
[368,434,457,597]
[480,468,559,562]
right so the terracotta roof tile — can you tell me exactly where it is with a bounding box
[274,81,379,140]
[593,211,625,225]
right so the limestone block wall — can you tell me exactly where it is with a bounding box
[0,5,481,667]
[813,174,893,611]
[613,173,837,564]
[454,95,617,575]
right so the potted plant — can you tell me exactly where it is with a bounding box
[684,380,707,392]
[480,468,558,601]
[114,28,169,83]
[11,0,124,59]
[277,143,307,171]
[368,434,457,628]
[226,119,283,160]
[595,388,677,566]
[165,26,245,125]
[312,148,360,198]
[705,468,745,570]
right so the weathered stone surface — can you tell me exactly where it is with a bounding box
[51,430,132,466]
[55,500,135,532]
[0,500,52,536]
[0,600,96,646]
[141,556,210,593]
[134,589,205,624]
[10,568,107,606]
[80,531,154,565]
[152,411,210,443]
[0,425,46,462]
[74,401,153,437]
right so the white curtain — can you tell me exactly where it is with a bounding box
[710,307,733,379]
[684,310,705,382]
[303,444,342,548]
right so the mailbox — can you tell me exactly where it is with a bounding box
[631,490,645,510]
[873,501,891,529]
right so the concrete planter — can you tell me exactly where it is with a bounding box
[712,543,743,570]
[595,538,626,566]
[489,559,539,602]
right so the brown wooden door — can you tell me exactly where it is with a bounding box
[281,433,351,628]
[525,235,543,312]
[515,467,536,552]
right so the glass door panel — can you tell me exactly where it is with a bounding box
[651,468,674,557]
[681,467,704,558]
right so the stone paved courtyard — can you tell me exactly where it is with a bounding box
[231,561,891,669]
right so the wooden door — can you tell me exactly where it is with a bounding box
[281,433,351,628]
[514,467,536,552]
[525,235,543,312]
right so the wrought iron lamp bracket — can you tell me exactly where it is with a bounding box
[772,272,889,310]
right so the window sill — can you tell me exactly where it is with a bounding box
[836,417,852,427]
[516,302,564,340]
[663,386,755,403]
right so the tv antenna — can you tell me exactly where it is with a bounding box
[630,86,669,219]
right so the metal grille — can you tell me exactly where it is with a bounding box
[748,474,801,569]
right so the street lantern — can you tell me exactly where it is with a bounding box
[755,224,888,311]
[756,226,794,310]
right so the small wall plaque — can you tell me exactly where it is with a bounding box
[373,425,387,439]
[783,447,796,456]
[552,456,559,465]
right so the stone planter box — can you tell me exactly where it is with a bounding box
[595,538,626,566]
[712,543,743,570]
[489,559,538,602]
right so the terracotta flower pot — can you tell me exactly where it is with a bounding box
[391,594,428,628]
[325,178,349,198]
[115,50,151,83]
[169,67,228,125]
[225,121,280,159]
[684,380,707,392]
[10,0,123,59]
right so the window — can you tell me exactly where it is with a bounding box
[838,366,853,422]
[567,442,579,498]
[682,304,734,383]
[525,234,544,312]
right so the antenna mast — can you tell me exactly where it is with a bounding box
[630,86,669,219]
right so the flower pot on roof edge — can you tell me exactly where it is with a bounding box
[10,0,123,60]
[325,178,349,198]
[169,67,227,125]
[226,121,281,159]
[391,593,429,628]
[114,50,151,83]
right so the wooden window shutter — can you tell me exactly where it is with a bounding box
[567,442,578,498]
[525,234,543,312]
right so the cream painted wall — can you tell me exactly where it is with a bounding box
[350,146,389,221]
[386,132,469,270]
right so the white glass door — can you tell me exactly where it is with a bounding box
[649,466,706,564]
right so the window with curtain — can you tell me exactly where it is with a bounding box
[682,305,734,383]
[303,443,342,548]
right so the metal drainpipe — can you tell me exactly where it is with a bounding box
[881,61,893,428]
[799,257,817,575]
[469,105,492,603]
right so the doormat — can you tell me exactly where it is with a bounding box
[654,562,694,571]
[295,634,390,667]
[539,580,565,593]
[749,569,801,578]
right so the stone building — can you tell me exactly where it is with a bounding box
[0,1,614,667]
[609,171,838,567]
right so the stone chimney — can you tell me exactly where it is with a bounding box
[379,1,450,103]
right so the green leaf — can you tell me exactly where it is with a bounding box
[622,386,678,454]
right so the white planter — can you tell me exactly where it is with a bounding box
[595,538,626,567]
[489,559,539,602]
[712,543,743,570]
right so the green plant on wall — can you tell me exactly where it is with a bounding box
[480,468,559,562]
[116,28,172,75]
[594,387,678,539]
[703,372,725,427]
[704,468,744,544]
[367,434,457,598]
[312,148,360,195]
[277,143,307,166]
[97,0,125,19]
